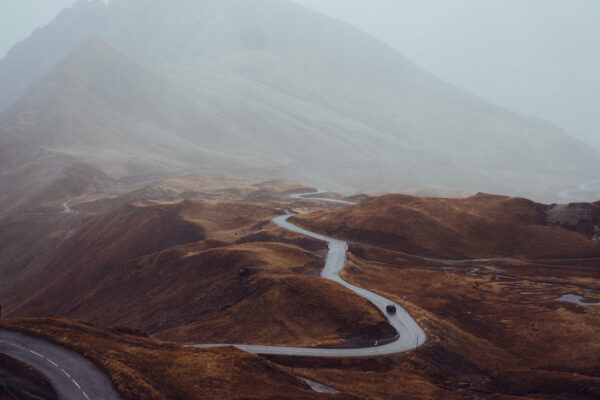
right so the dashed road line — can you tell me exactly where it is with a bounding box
[47,358,59,367]
[30,350,44,358]
[2,340,93,399]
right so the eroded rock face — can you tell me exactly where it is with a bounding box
[546,202,600,239]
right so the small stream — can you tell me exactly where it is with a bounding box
[552,294,600,307]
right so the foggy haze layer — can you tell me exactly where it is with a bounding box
[2,1,598,149]
[0,0,78,56]
[291,0,600,150]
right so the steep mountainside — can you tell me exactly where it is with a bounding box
[0,0,598,207]
[0,0,436,110]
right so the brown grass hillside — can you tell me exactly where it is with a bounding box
[308,247,600,399]
[6,198,394,347]
[292,193,600,259]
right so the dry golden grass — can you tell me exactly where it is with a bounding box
[315,244,600,399]
[292,193,600,259]
[6,197,394,347]
[5,181,600,398]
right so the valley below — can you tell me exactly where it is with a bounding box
[1,175,599,399]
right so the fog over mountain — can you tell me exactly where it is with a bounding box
[0,0,599,214]
[3,0,598,150]
[292,0,600,151]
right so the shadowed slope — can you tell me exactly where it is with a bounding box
[0,354,59,400]
[5,199,394,347]
[2,201,206,316]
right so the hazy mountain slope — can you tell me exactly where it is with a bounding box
[0,37,405,209]
[0,0,598,202]
[163,53,600,199]
[0,0,433,111]
[0,38,265,176]
[0,38,275,213]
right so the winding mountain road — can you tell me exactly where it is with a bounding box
[0,189,425,400]
[62,199,73,214]
[287,189,356,205]
[558,180,600,202]
[0,329,121,400]
[194,190,427,356]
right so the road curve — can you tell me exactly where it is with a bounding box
[194,191,427,357]
[62,199,73,214]
[287,189,356,205]
[0,329,121,400]
[558,180,600,202]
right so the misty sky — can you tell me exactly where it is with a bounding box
[1,0,599,149]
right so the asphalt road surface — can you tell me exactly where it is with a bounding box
[287,189,356,205]
[62,200,73,214]
[0,329,121,400]
[194,191,427,356]
[558,180,600,202]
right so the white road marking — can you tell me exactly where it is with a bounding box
[30,350,44,358]
[2,336,99,399]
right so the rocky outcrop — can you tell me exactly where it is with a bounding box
[546,202,600,240]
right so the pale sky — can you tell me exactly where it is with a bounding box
[1,0,599,149]
[0,0,79,56]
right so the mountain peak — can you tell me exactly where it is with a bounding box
[0,0,427,111]
[2,36,161,121]
[1,0,599,203]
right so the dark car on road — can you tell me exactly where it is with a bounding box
[386,304,396,314]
